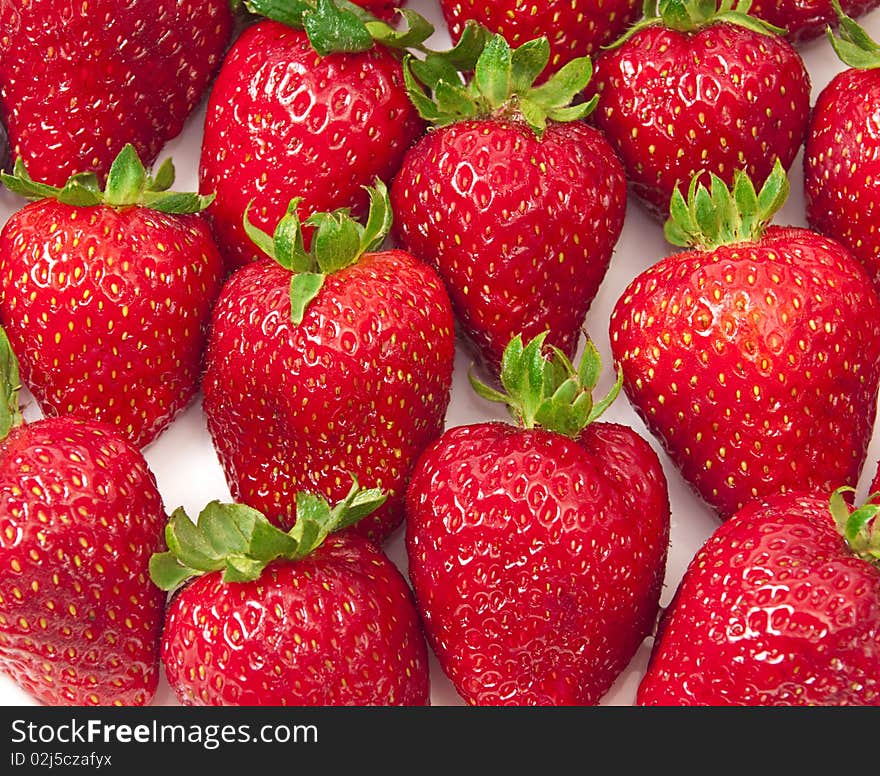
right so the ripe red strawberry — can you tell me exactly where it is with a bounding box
[0,331,167,706]
[748,0,879,43]
[591,0,811,220]
[439,0,643,78]
[391,34,627,378]
[151,480,429,706]
[0,0,234,187]
[804,6,880,291]
[199,1,427,271]
[202,182,455,544]
[405,333,671,705]
[0,146,225,448]
[637,488,880,705]
[609,163,880,521]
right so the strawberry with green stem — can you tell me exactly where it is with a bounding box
[637,487,880,705]
[0,145,224,448]
[405,332,670,705]
[0,327,167,706]
[202,180,455,545]
[391,33,627,379]
[804,2,880,292]
[591,0,811,220]
[152,478,430,706]
[747,0,880,44]
[610,161,880,521]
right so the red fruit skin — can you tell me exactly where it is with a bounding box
[391,119,627,377]
[0,0,233,186]
[199,22,425,272]
[0,417,167,706]
[637,492,880,705]
[202,250,456,544]
[609,226,880,521]
[592,22,811,219]
[748,0,880,43]
[161,532,430,706]
[357,0,402,20]
[439,0,642,78]
[405,421,670,706]
[805,68,880,292]
[0,201,225,448]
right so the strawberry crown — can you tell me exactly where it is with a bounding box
[610,0,783,47]
[243,0,441,57]
[828,487,880,568]
[404,32,597,137]
[149,476,386,591]
[827,0,880,69]
[244,179,391,324]
[0,327,24,443]
[0,144,214,214]
[664,158,789,250]
[470,332,623,438]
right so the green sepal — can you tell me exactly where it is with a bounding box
[469,331,622,437]
[664,158,789,249]
[149,478,387,591]
[827,0,880,69]
[607,0,783,49]
[829,486,880,567]
[365,8,435,51]
[304,0,374,56]
[408,20,493,89]
[242,179,393,323]
[404,31,597,137]
[0,327,24,443]
[0,144,213,213]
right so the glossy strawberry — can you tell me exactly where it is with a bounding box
[152,482,430,706]
[406,334,671,705]
[0,147,224,448]
[748,0,880,43]
[439,0,642,77]
[392,34,626,378]
[199,2,427,271]
[592,0,811,220]
[202,183,455,544]
[637,489,880,705]
[610,163,880,521]
[0,0,234,187]
[0,332,167,706]
[804,8,880,291]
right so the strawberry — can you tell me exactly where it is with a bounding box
[0,329,167,706]
[637,488,880,705]
[199,0,429,271]
[391,34,627,378]
[747,0,880,43]
[151,480,430,706]
[591,0,811,220]
[804,5,880,291]
[0,0,234,187]
[609,163,880,521]
[438,0,643,78]
[202,182,456,544]
[405,333,671,705]
[0,146,224,448]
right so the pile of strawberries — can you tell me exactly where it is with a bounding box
[0,0,879,708]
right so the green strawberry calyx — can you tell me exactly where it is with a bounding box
[243,0,442,57]
[664,158,790,250]
[469,331,623,439]
[610,0,784,48]
[0,327,24,443]
[149,477,387,591]
[827,0,880,69]
[0,144,214,214]
[243,179,392,324]
[829,487,880,568]
[404,32,597,138]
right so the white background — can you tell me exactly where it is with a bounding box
[0,0,878,707]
